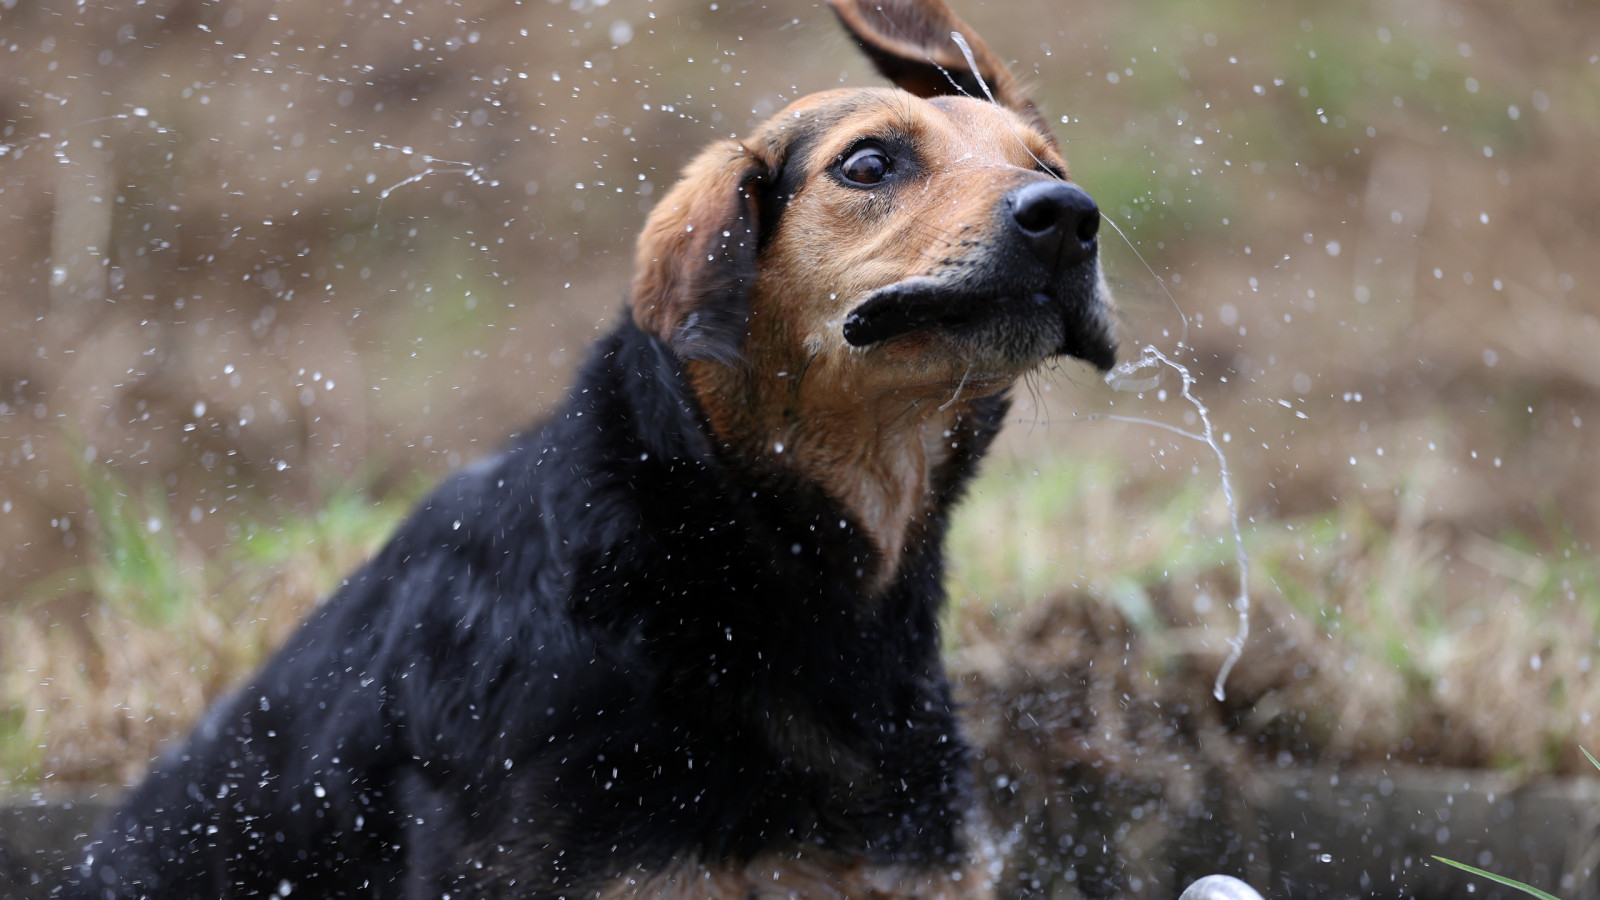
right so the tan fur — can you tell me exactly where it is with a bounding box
[630,140,772,351]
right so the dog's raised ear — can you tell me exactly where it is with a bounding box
[630,141,772,365]
[827,0,1052,140]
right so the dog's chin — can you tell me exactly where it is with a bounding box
[842,275,1118,372]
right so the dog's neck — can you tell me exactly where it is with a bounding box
[686,358,991,594]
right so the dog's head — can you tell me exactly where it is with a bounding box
[628,0,1116,580]
[632,0,1115,377]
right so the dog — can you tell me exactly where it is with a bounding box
[67,0,1115,896]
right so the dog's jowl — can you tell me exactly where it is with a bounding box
[67,0,1115,897]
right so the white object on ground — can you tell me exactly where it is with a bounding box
[1179,874,1267,900]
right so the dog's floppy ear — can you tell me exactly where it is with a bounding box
[630,140,771,365]
[827,0,1052,140]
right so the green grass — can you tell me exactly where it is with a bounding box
[1432,858,1563,900]
[233,472,424,598]
[75,453,195,628]
[946,455,1235,639]
[1432,748,1600,899]
[0,705,34,787]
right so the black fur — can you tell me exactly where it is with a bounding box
[66,316,1010,899]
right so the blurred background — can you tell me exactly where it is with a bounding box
[2,0,1599,894]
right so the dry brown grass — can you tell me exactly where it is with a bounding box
[1,594,303,788]
[0,473,407,786]
[950,446,1600,776]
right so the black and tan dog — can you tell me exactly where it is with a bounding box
[68,0,1114,897]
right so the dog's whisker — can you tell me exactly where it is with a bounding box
[1020,370,1051,434]
[1102,210,1190,348]
[947,31,1064,182]
[938,365,974,411]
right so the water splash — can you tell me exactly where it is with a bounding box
[372,142,495,201]
[952,26,1248,699]
[370,143,498,230]
[949,33,992,102]
[1099,345,1250,702]
[949,33,1055,178]
[0,106,174,162]
[1099,212,1190,347]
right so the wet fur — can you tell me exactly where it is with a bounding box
[67,1,1112,897]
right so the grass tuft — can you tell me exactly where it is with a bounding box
[1430,745,1599,899]
[0,463,413,788]
[1430,857,1562,900]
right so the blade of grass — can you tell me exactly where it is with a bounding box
[1431,856,1561,900]
[1583,746,1599,774]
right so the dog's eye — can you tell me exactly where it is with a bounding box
[840,145,891,186]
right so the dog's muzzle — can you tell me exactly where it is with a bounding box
[841,178,1115,370]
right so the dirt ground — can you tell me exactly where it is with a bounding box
[2,0,1599,785]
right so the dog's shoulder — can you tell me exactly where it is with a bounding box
[235,325,685,778]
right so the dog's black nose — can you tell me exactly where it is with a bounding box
[1008,180,1100,268]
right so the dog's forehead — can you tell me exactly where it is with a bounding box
[923,94,1058,161]
[759,88,1059,172]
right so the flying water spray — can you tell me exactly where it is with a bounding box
[370,143,498,229]
[1101,347,1250,702]
[372,143,495,200]
[951,29,1251,701]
